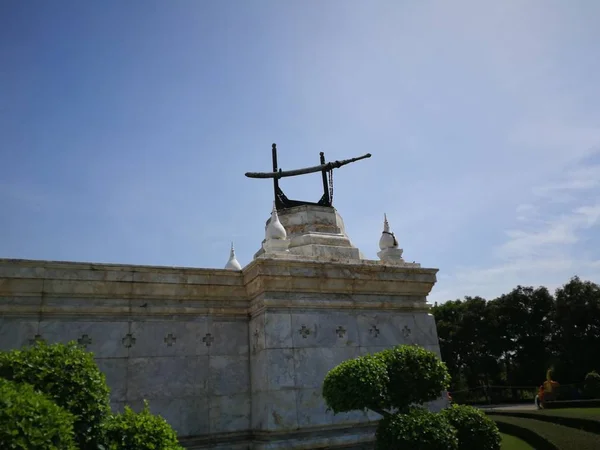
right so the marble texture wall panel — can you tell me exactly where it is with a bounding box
[413,313,440,346]
[38,320,129,358]
[208,355,249,396]
[291,312,359,348]
[251,390,267,430]
[356,312,417,348]
[249,313,265,355]
[128,396,210,436]
[210,320,248,356]
[264,348,295,390]
[96,358,128,402]
[295,387,332,427]
[263,312,292,348]
[254,390,299,431]
[209,393,251,433]
[129,320,209,358]
[0,319,38,351]
[250,349,268,393]
[126,356,209,400]
[293,347,360,389]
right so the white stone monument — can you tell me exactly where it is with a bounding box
[0,143,447,450]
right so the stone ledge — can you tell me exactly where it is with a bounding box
[180,422,377,450]
[0,259,244,285]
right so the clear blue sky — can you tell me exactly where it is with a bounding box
[1,1,599,303]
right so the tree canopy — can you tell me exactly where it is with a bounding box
[432,276,600,401]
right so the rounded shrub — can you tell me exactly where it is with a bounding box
[0,341,110,450]
[0,378,76,450]
[375,408,458,450]
[440,404,501,450]
[322,353,390,414]
[379,345,451,410]
[103,400,184,450]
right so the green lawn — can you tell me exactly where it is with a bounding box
[537,407,600,420]
[501,433,534,450]
[492,415,600,450]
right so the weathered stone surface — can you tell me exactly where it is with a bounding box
[0,220,445,450]
[126,356,209,400]
[96,358,128,401]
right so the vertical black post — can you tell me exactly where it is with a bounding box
[272,143,279,208]
[320,152,330,206]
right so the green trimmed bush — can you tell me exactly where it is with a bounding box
[379,345,451,411]
[0,341,110,450]
[322,345,450,416]
[584,371,600,399]
[441,404,501,450]
[103,401,184,450]
[322,353,390,414]
[375,408,458,450]
[0,378,76,450]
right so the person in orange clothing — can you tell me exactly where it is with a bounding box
[535,385,544,409]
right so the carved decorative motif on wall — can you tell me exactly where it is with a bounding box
[299,325,311,339]
[164,333,176,346]
[203,333,214,347]
[369,325,380,338]
[335,326,346,338]
[77,334,92,348]
[122,333,136,348]
[402,325,411,338]
[28,334,44,345]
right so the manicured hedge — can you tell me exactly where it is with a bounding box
[375,408,458,450]
[322,345,450,416]
[441,404,501,450]
[0,378,77,450]
[322,353,391,414]
[103,401,184,450]
[491,415,599,450]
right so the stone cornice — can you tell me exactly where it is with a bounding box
[0,257,438,318]
[243,257,438,296]
[0,259,246,318]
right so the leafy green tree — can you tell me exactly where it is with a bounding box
[0,378,77,450]
[553,276,600,383]
[433,297,501,395]
[491,286,555,388]
[0,341,111,450]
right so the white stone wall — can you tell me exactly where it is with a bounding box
[0,256,444,449]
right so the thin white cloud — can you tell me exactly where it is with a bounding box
[430,157,600,302]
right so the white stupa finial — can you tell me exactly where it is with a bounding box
[379,213,398,250]
[377,213,405,264]
[224,241,242,270]
[265,202,287,240]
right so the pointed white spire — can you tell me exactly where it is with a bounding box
[265,202,287,240]
[379,213,398,250]
[224,242,242,270]
[383,213,390,233]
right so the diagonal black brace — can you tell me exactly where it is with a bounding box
[246,143,372,210]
